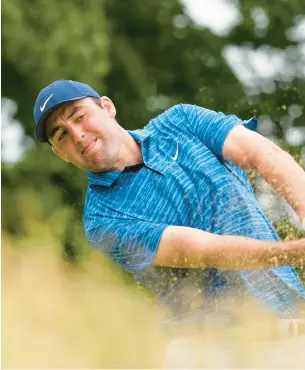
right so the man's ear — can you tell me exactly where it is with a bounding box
[100,96,117,119]
[52,146,70,163]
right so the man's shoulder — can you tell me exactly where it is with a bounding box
[155,103,196,118]
[145,103,197,129]
[83,185,96,218]
[83,185,111,240]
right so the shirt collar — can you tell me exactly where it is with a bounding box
[86,169,122,187]
[128,128,153,143]
[86,128,163,187]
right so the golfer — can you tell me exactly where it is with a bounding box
[34,80,305,331]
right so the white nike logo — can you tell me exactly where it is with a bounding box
[172,142,179,161]
[40,94,54,112]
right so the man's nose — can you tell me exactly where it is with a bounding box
[71,126,85,144]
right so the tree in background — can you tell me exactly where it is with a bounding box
[2,0,304,264]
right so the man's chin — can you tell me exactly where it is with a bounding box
[74,154,117,173]
[81,161,108,173]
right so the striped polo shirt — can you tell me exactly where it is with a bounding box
[84,104,305,319]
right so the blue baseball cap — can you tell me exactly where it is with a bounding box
[34,79,100,142]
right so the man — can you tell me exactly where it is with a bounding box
[34,80,305,332]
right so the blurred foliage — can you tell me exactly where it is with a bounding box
[2,0,109,136]
[1,0,305,272]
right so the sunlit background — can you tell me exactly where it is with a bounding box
[2,0,305,368]
[2,0,305,224]
[3,0,305,164]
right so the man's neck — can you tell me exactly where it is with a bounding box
[114,129,144,171]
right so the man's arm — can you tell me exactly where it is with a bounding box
[222,125,305,223]
[153,226,305,270]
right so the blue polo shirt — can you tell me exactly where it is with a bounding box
[84,104,305,318]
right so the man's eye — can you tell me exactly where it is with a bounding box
[58,131,67,141]
[76,114,85,122]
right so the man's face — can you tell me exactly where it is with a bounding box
[45,97,121,172]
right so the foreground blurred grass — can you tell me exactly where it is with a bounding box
[2,230,167,369]
[2,226,305,369]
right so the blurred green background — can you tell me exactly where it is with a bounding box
[2,0,305,368]
[2,0,305,268]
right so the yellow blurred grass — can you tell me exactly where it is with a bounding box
[2,232,166,368]
[2,230,305,369]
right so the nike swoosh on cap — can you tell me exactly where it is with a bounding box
[40,94,54,112]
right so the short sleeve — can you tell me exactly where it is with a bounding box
[85,216,168,272]
[181,104,258,159]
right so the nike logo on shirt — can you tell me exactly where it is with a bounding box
[172,142,179,161]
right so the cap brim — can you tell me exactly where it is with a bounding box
[36,96,87,142]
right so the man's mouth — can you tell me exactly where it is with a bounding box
[82,139,97,155]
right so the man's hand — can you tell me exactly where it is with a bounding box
[153,226,305,270]
[222,125,305,223]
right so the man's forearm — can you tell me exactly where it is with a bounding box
[154,226,305,270]
[206,235,305,270]
[254,146,305,222]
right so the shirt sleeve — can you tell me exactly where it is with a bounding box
[85,216,168,272]
[181,104,258,159]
